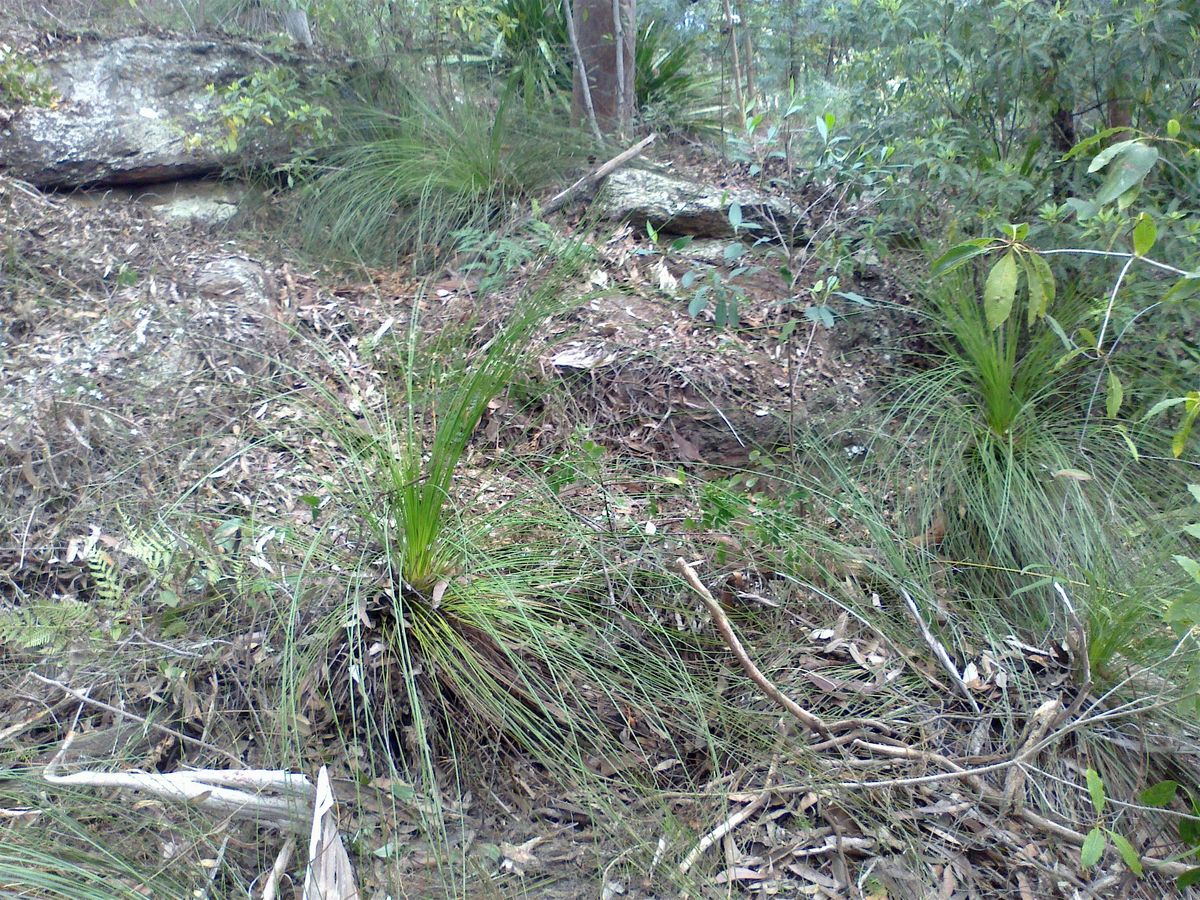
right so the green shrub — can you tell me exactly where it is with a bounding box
[0,46,58,111]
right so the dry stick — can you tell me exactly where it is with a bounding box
[538,133,656,218]
[677,790,769,877]
[44,730,315,829]
[675,558,830,737]
[563,0,603,142]
[1053,581,1093,725]
[261,836,296,900]
[844,740,1196,879]
[29,672,245,767]
[899,588,980,715]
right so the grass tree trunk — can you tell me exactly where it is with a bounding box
[570,0,635,135]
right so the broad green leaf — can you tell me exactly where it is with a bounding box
[815,116,828,142]
[834,290,873,306]
[1117,183,1142,212]
[1081,827,1106,868]
[1185,523,1200,539]
[1001,222,1029,241]
[1168,119,1181,139]
[1179,869,1200,890]
[1164,276,1200,303]
[728,202,743,231]
[1046,314,1072,348]
[1174,394,1200,458]
[1114,423,1139,460]
[804,305,835,327]
[1132,213,1157,256]
[1022,252,1055,325]
[1140,780,1179,807]
[1094,143,1158,206]
[1145,397,1186,419]
[1189,484,1200,504]
[1180,807,1200,845]
[1175,554,1200,582]
[984,251,1019,330]
[1053,347,1088,371]
[1063,127,1134,161]
[670,236,693,252]
[1106,371,1124,419]
[1086,768,1106,815]
[1167,594,1200,625]
[646,220,659,243]
[1087,138,1139,173]
[1109,832,1143,876]
[1065,196,1100,221]
[931,239,994,276]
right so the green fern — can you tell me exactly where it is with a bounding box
[0,599,94,652]
[86,550,125,608]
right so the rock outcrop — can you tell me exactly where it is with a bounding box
[598,168,806,241]
[0,35,323,188]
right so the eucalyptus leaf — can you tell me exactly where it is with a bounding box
[1139,780,1179,807]
[1086,768,1106,815]
[1108,831,1143,876]
[1106,370,1123,419]
[931,239,994,276]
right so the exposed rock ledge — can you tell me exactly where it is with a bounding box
[0,34,325,188]
[598,168,808,241]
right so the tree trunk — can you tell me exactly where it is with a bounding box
[722,0,745,114]
[571,0,635,135]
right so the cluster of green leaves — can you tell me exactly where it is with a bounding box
[0,46,59,110]
[188,67,331,162]
[1082,768,1200,887]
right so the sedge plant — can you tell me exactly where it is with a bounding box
[288,241,716,831]
[298,86,590,267]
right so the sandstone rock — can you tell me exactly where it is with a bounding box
[597,168,806,241]
[0,35,323,188]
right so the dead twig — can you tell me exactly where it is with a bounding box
[44,730,315,830]
[675,558,830,736]
[261,836,296,900]
[28,671,244,766]
[538,133,657,219]
[899,588,981,715]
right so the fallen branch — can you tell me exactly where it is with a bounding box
[44,730,314,830]
[678,791,769,877]
[539,132,656,218]
[675,558,829,736]
[899,588,980,715]
[261,837,296,900]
